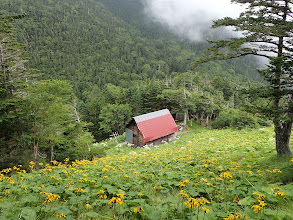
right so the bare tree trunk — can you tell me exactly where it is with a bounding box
[195,113,199,122]
[50,143,54,161]
[33,110,47,162]
[72,100,80,122]
[184,111,187,126]
[33,122,37,162]
[200,112,204,124]
[0,39,8,90]
[274,121,292,155]
[183,87,187,126]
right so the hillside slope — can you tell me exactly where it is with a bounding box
[0,126,292,219]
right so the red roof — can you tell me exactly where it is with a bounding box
[133,109,178,143]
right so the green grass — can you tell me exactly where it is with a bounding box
[0,125,292,219]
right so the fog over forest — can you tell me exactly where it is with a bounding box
[142,0,246,41]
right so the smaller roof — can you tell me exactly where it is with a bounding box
[133,109,178,143]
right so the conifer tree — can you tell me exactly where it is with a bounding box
[195,0,293,155]
[0,15,27,149]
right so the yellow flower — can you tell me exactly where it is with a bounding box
[133,207,139,213]
[85,203,92,210]
[252,204,262,213]
[215,177,223,181]
[103,176,108,179]
[108,197,123,205]
[108,197,116,205]
[116,197,123,205]
[259,200,267,207]
[184,197,201,208]
[202,207,210,213]
[200,197,210,205]
[138,193,144,197]
[273,169,282,173]
[40,192,60,205]
[56,213,67,218]
[133,206,143,213]
[183,179,192,184]
[253,192,265,199]
[51,160,58,165]
[220,171,232,179]
[4,177,15,185]
[98,190,105,194]
[202,164,209,168]
[179,190,189,199]
[40,184,45,188]
[3,190,10,195]
[235,212,242,218]
[74,188,85,193]
[29,161,35,170]
[275,191,285,197]
[21,186,28,190]
[224,214,236,220]
[117,192,126,199]
[178,182,186,187]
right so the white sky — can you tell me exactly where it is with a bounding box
[143,0,246,41]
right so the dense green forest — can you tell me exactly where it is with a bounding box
[0,0,267,168]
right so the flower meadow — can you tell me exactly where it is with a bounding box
[0,126,292,219]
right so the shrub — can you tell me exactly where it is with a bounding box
[212,109,259,129]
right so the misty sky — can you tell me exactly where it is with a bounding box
[143,0,246,41]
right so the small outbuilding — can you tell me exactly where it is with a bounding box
[125,109,178,147]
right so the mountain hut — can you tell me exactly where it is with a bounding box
[125,109,178,147]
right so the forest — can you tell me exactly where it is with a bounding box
[0,0,290,167]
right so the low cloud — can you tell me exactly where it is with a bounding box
[142,0,246,41]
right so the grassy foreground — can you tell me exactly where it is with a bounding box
[0,125,292,219]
